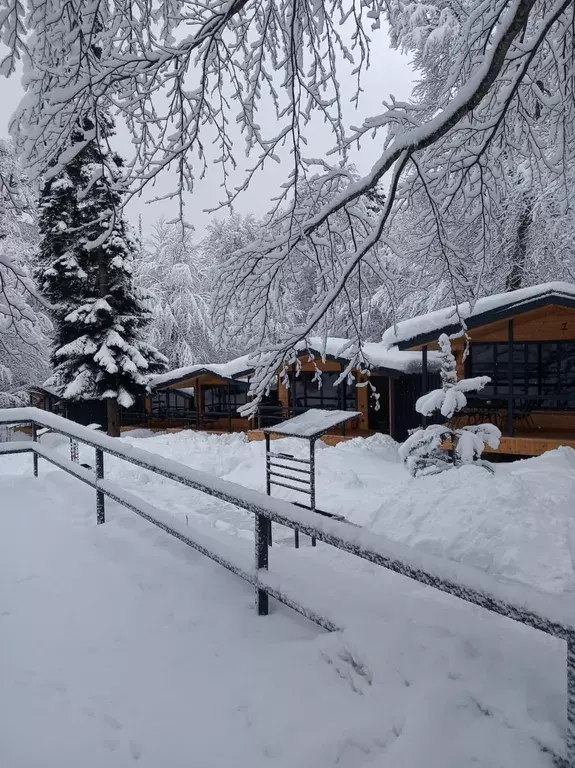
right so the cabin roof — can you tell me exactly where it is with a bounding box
[155,338,440,391]
[261,336,441,375]
[381,282,575,350]
[153,355,253,389]
[33,380,64,398]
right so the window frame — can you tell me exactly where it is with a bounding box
[469,340,575,409]
[292,370,357,412]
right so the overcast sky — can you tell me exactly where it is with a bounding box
[0,29,415,239]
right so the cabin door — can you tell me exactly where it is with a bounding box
[368,376,390,432]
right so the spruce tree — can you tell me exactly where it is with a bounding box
[37,111,166,436]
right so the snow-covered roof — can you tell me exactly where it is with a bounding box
[293,336,441,374]
[153,355,253,388]
[263,408,362,438]
[382,282,575,350]
[32,381,63,398]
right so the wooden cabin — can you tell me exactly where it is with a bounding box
[248,338,442,445]
[382,282,575,457]
[150,356,278,433]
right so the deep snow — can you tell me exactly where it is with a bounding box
[13,427,571,595]
[2,428,575,766]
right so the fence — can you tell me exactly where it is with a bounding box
[1,406,574,766]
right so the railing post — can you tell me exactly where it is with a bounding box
[310,438,316,547]
[255,513,269,616]
[264,433,273,546]
[95,448,105,525]
[567,631,575,767]
[32,423,38,478]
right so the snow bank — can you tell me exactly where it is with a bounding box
[0,451,570,767]
[3,418,574,596]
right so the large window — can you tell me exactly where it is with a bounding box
[203,385,248,413]
[151,390,192,415]
[469,342,575,409]
[292,371,357,411]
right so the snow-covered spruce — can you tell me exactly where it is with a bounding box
[399,335,500,477]
[36,111,165,434]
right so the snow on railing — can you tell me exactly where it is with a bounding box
[1,407,575,766]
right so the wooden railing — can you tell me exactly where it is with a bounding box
[1,407,574,767]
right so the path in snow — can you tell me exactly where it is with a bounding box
[0,463,570,767]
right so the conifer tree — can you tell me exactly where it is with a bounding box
[37,111,166,435]
[399,335,501,476]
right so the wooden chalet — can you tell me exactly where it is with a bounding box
[149,356,274,433]
[249,337,442,445]
[382,282,575,457]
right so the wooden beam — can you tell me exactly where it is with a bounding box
[227,381,232,433]
[508,319,514,437]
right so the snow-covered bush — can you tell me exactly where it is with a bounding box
[399,335,501,477]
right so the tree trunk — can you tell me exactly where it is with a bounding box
[107,399,121,437]
[506,200,532,292]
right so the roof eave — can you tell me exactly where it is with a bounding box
[154,368,253,389]
[396,293,575,350]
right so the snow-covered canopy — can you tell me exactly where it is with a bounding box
[153,355,254,389]
[263,408,362,439]
[382,282,575,350]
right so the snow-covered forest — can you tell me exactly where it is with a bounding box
[2,3,575,766]
[0,0,572,413]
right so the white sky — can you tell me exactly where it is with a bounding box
[0,29,415,238]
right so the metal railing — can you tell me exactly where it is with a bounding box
[1,406,574,766]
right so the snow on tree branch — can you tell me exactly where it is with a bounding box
[399,335,501,476]
[2,0,574,407]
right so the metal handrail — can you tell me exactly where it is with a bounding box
[1,406,575,766]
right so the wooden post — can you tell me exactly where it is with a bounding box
[508,319,515,437]
[196,379,201,429]
[421,345,428,427]
[227,381,232,433]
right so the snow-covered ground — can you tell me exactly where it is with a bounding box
[2,429,574,766]
[9,427,574,593]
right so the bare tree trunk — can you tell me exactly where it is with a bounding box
[107,399,121,437]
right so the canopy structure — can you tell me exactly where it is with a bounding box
[262,409,359,548]
[262,408,362,439]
